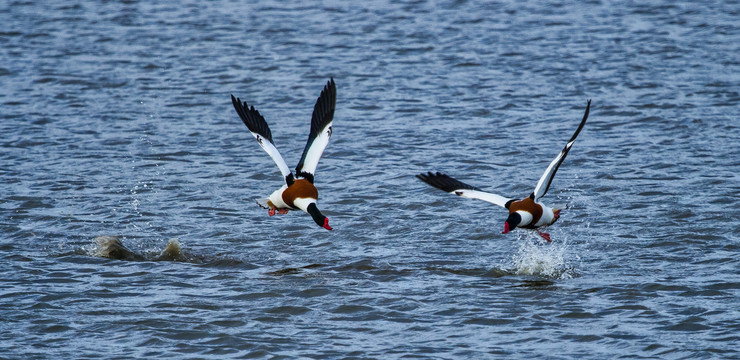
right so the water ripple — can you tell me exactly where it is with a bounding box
[1,0,739,358]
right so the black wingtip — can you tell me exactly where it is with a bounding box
[231,94,274,144]
[230,94,242,113]
[538,99,592,199]
[323,78,336,109]
[295,78,337,175]
[417,171,482,193]
[565,99,591,143]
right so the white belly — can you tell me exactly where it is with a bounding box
[534,202,556,227]
[267,185,291,209]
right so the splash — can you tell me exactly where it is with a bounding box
[509,232,578,279]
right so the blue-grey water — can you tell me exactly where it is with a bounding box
[2,0,739,358]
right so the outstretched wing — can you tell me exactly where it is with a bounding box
[531,99,591,201]
[417,172,511,208]
[295,78,336,183]
[231,95,293,185]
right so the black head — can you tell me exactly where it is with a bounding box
[503,212,522,234]
[307,203,332,230]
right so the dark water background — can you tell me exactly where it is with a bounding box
[1,0,739,358]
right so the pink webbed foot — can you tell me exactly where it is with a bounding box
[277,209,289,215]
[537,230,552,243]
[268,208,276,216]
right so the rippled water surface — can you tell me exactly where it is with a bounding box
[2,0,739,358]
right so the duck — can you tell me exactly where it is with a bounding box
[417,100,591,242]
[231,78,336,230]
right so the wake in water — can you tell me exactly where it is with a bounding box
[507,231,579,279]
[82,236,251,266]
[88,235,191,262]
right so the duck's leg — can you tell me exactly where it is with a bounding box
[536,230,552,242]
[277,208,289,215]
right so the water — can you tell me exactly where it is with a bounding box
[1,0,739,358]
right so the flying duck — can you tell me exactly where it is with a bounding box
[417,100,591,242]
[231,78,336,230]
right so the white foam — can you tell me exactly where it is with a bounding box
[509,231,578,279]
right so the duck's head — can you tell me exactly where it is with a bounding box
[307,203,332,231]
[503,212,521,234]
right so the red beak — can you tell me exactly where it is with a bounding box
[502,222,510,234]
[323,218,333,231]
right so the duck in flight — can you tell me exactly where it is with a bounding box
[231,78,336,230]
[417,100,591,242]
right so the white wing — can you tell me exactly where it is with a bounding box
[532,100,591,201]
[453,189,511,208]
[231,95,292,183]
[417,172,511,208]
[295,78,336,182]
[251,133,292,179]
